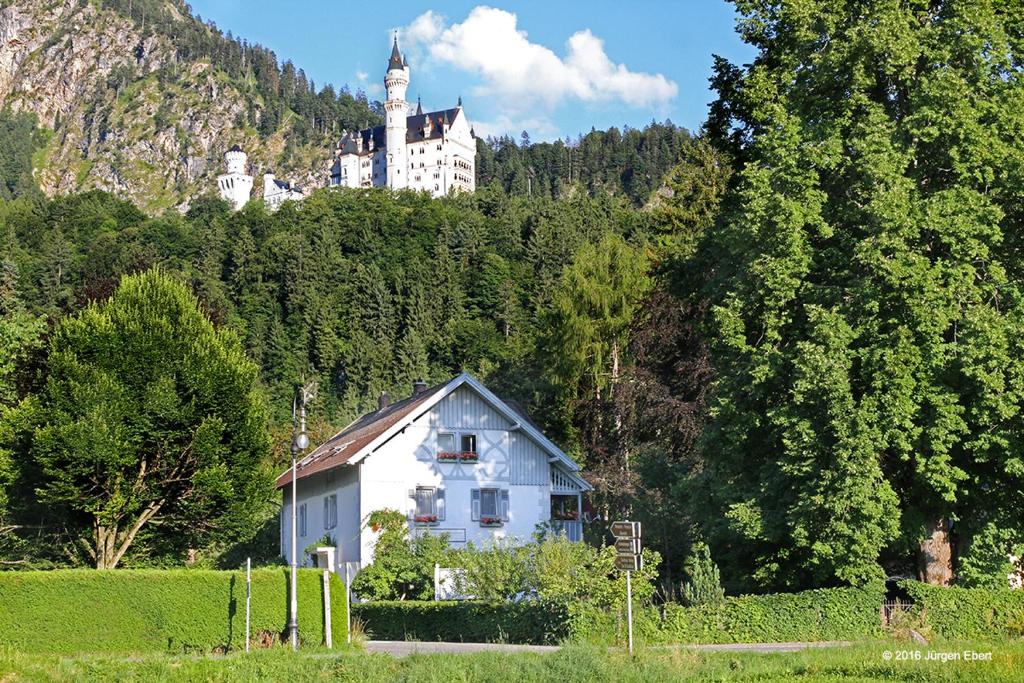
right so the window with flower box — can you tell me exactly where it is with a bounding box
[472,488,509,526]
[412,486,444,525]
[436,432,478,463]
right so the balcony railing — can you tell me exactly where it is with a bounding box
[549,519,582,542]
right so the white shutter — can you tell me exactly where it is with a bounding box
[408,488,416,518]
[471,489,480,521]
[500,489,510,521]
[437,488,446,520]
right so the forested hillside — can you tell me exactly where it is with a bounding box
[0,0,690,212]
[477,122,692,205]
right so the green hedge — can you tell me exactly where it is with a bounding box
[352,601,570,645]
[899,580,1024,639]
[0,568,347,654]
[354,586,884,645]
[572,585,885,645]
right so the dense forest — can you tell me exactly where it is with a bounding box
[2,1,1022,597]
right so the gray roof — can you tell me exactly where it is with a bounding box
[388,38,404,71]
[335,107,462,154]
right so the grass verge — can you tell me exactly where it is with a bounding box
[0,640,1022,682]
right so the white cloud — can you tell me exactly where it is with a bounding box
[401,6,677,111]
[355,70,369,82]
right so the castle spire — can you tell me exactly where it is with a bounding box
[388,33,404,71]
[416,95,423,116]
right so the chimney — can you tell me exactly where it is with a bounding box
[412,379,428,396]
[378,392,390,411]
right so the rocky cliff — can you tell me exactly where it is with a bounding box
[0,0,378,212]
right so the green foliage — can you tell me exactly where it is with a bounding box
[28,269,272,568]
[6,641,1024,682]
[573,585,885,646]
[899,580,1024,640]
[477,122,692,205]
[0,568,346,654]
[350,509,452,601]
[351,600,570,645]
[697,0,1024,591]
[680,542,724,607]
[957,522,1023,590]
[0,109,44,200]
[454,535,661,610]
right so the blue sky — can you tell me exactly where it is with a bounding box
[187,1,755,141]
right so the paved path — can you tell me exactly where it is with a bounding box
[364,640,851,657]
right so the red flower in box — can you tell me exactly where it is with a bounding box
[480,516,502,525]
[458,451,479,462]
[414,514,438,524]
[437,451,461,461]
[436,451,479,463]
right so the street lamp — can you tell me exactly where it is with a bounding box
[288,386,310,652]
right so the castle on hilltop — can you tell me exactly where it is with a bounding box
[329,36,477,197]
[217,36,476,210]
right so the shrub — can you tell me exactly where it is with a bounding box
[572,585,885,645]
[899,579,1024,639]
[350,509,453,601]
[680,542,724,607]
[0,568,346,654]
[351,600,569,644]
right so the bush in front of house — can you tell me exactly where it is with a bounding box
[350,509,454,601]
[0,568,346,654]
[351,600,570,644]
[899,580,1024,639]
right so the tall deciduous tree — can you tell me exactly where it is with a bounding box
[30,269,272,568]
[701,0,1024,589]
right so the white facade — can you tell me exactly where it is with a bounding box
[279,373,589,576]
[329,37,477,198]
[262,172,305,211]
[216,146,253,210]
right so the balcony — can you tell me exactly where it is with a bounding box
[549,519,582,542]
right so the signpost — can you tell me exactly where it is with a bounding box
[612,521,641,656]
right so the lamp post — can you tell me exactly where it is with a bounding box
[288,388,309,652]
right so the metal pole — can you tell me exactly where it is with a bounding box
[245,557,251,653]
[289,450,298,651]
[626,569,634,656]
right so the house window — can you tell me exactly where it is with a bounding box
[323,494,337,530]
[299,503,307,537]
[437,432,455,454]
[461,434,477,454]
[412,486,444,523]
[472,488,509,526]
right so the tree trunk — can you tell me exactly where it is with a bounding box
[918,518,953,586]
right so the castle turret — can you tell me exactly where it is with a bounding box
[384,35,409,190]
[217,145,253,211]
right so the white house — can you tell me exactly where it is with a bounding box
[262,171,305,211]
[276,373,590,575]
[328,37,476,197]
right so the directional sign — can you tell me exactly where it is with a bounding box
[615,554,641,572]
[611,521,639,539]
[614,537,638,554]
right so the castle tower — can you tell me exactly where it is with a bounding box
[217,145,253,210]
[384,35,409,190]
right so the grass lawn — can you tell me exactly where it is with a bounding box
[1,641,1022,682]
